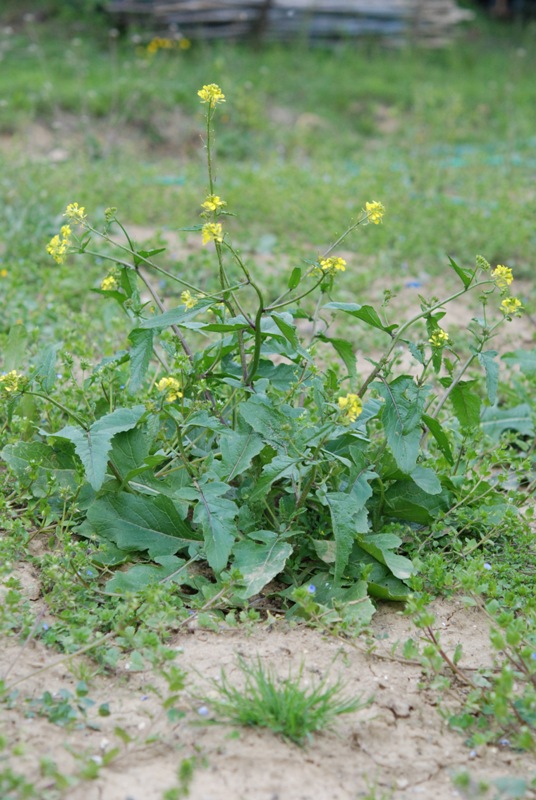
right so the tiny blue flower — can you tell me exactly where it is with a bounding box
[307,584,316,594]
[483,563,492,571]
[530,653,536,661]
[42,623,49,631]
[197,706,209,717]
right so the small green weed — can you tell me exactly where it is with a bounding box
[198,656,364,745]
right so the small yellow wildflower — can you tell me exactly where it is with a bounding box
[146,37,174,56]
[318,256,347,275]
[429,328,450,348]
[0,370,24,394]
[337,393,363,424]
[0,268,7,278]
[197,84,225,107]
[181,290,198,310]
[64,202,87,224]
[101,274,119,292]
[156,376,183,403]
[364,201,385,225]
[500,297,523,317]
[178,38,191,50]
[492,264,513,290]
[202,222,224,245]
[201,195,226,213]
[46,226,71,264]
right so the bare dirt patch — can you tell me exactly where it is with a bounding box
[2,575,534,800]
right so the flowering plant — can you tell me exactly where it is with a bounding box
[3,85,527,625]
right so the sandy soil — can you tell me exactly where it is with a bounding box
[1,560,535,800]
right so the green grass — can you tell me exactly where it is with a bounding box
[198,656,364,745]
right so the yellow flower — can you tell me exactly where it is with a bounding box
[202,222,224,245]
[179,38,191,50]
[64,202,87,224]
[429,328,449,348]
[364,201,385,224]
[181,290,198,310]
[500,297,523,317]
[46,228,71,264]
[492,264,513,290]
[0,370,24,394]
[156,376,183,403]
[0,268,7,278]
[101,275,119,292]
[337,393,363,423]
[198,84,225,107]
[201,195,226,213]
[318,256,347,275]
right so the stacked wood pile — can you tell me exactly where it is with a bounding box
[106,0,474,46]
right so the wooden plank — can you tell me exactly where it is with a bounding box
[106,0,474,43]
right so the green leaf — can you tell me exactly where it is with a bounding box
[233,531,293,599]
[46,406,146,491]
[355,533,415,580]
[377,376,428,473]
[238,397,288,448]
[323,302,398,334]
[410,465,442,495]
[422,414,454,465]
[33,344,59,393]
[326,492,369,585]
[447,255,472,289]
[449,381,481,431]
[4,324,28,371]
[502,348,536,375]
[128,329,154,394]
[288,266,301,290]
[220,430,264,482]
[367,573,411,602]
[109,428,152,478]
[481,403,534,439]
[478,350,499,405]
[193,480,238,573]
[383,481,450,524]
[87,493,199,557]
[140,299,213,330]
[105,555,186,593]
[269,312,299,349]
[316,334,356,378]
[248,455,300,504]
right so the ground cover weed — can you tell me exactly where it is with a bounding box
[1,84,531,629]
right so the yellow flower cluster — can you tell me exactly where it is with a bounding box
[101,274,119,292]
[318,256,347,275]
[156,376,183,403]
[338,393,363,424]
[0,370,24,394]
[365,201,385,225]
[202,222,224,245]
[429,328,449,348]
[201,195,226,213]
[492,264,513,290]
[181,290,198,310]
[146,37,174,56]
[46,224,72,264]
[500,297,523,317]
[198,84,225,107]
[64,202,87,224]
